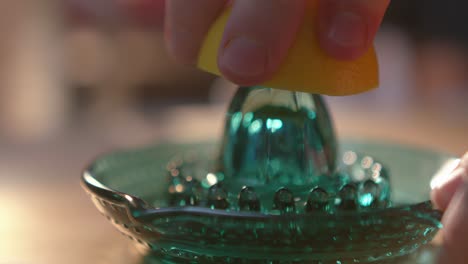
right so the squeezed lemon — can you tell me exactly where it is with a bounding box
[197,3,379,96]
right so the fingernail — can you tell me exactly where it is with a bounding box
[219,37,268,79]
[431,159,462,189]
[430,159,464,209]
[438,180,468,263]
[327,11,367,48]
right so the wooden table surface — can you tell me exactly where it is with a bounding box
[0,101,466,264]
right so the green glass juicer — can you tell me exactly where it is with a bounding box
[82,86,455,263]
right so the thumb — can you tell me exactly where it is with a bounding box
[431,152,468,210]
[430,152,468,263]
[317,0,390,60]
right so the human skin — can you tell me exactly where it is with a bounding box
[431,152,468,264]
[70,1,467,263]
[164,2,468,262]
[164,0,390,86]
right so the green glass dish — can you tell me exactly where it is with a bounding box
[82,140,454,263]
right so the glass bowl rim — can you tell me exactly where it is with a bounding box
[81,139,453,222]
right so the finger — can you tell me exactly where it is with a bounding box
[165,0,227,64]
[317,0,390,60]
[66,0,120,25]
[123,0,165,28]
[431,152,468,210]
[437,177,468,264]
[67,0,165,27]
[218,0,306,86]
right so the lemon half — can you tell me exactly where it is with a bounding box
[197,3,379,96]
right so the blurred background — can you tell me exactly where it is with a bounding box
[0,1,466,263]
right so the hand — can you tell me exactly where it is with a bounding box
[164,0,390,86]
[432,152,468,264]
[67,0,165,27]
